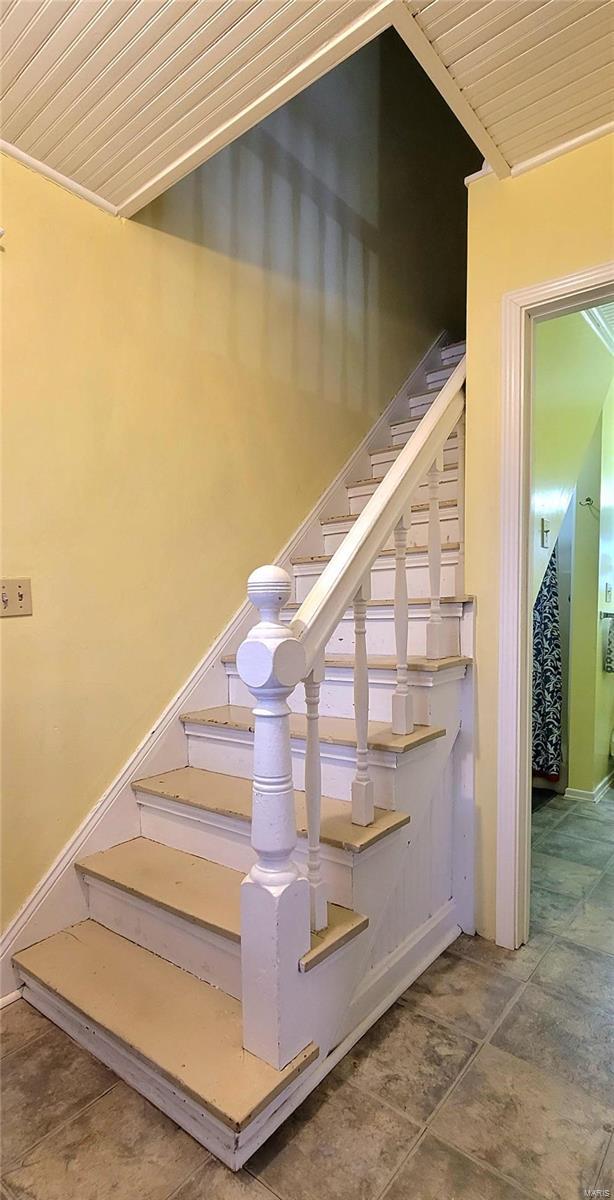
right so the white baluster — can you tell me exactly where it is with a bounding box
[304,653,328,932]
[236,565,311,1069]
[426,453,445,659]
[455,415,465,596]
[392,516,414,735]
[352,577,374,826]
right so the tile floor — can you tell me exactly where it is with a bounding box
[2,790,613,1200]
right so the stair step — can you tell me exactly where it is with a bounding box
[136,767,412,853]
[13,920,318,1133]
[77,838,368,970]
[181,705,445,755]
[441,341,466,362]
[426,367,455,389]
[292,543,460,565]
[321,500,457,527]
[222,652,470,673]
[283,596,471,611]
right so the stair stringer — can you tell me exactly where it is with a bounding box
[0,333,447,1001]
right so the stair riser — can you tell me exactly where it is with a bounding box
[426,368,455,389]
[322,512,459,555]
[282,606,462,657]
[390,424,457,449]
[371,444,457,479]
[81,874,242,999]
[293,552,459,603]
[136,794,356,906]
[226,663,466,724]
[441,347,465,365]
[184,722,434,807]
[347,472,458,513]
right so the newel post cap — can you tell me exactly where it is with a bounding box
[246,565,292,620]
[237,564,306,690]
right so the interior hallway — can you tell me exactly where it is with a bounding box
[2,789,613,1200]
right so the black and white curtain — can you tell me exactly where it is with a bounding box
[532,545,562,780]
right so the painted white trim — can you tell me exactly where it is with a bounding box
[0,142,118,216]
[0,989,22,1009]
[391,2,510,180]
[511,121,614,179]
[582,307,614,356]
[0,335,445,999]
[565,769,614,805]
[496,261,614,950]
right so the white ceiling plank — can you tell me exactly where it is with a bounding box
[53,0,271,178]
[393,0,510,176]
[2,0,119,139]
[501,92,614,162]
[117,0,394,215]
[413,0,486,41]
[436,1,546,65]
[0,0,76,96]
[489,61,614,144]
[25,1,207,162]
[467,9,614,112]
[0,1,45,51]
[99,0,371,202]
[512,118,614,175]
[453,0,606,87]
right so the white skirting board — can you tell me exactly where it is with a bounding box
[0,332,447,1000]
[564,768,614,805]
[17,898,460,1170]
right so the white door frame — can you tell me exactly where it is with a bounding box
[495,260,614,951]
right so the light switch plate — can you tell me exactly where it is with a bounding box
[1,579,33,617]
[606,582,613,604]
[540,518,550,549]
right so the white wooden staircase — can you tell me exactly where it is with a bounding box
[12,339,474,1169]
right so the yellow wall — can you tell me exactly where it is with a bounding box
[466,134,614,938]
[1,37,479,928]
[532,313,613,600]
[595,382,614,791]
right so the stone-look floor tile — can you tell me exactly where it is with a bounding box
[565,887,614,955]
[534,794,577,812]
[0,1000,52,1060]
[492,982,614,1104]
[529,887,580,933]
[333,1003,476,1123]
[172,1159,275,1199]
[536,830,614,870]
[384,1134,533,1200]
[399,952,519,1040]
[2,1082,208,1200]
[1,1023,117,1165]
[248,1069,418,1200]
[531,852,601,899]
[431,1043,613,1200]
[595,873,614,898]
[557,814,614,843]
[448,931,553,981]
[572,799,614,823]
[531,808,568,835]
[531,938,614,1013]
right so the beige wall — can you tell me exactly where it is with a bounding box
[466,134,614,938]
[0,35,479,928]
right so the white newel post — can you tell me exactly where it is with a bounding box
[426,453,445,659]
[304,653,328,932]
[236,565,312,1070]
[455,415,465,596]
[392,516,413,735]
[351,578,374,826]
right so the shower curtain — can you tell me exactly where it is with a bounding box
[532,545,563,781]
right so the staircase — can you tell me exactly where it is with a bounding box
[12,339,473,1170]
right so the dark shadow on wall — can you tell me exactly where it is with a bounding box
[134,32,480,417]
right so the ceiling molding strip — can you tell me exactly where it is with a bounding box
[1,138,118,216]
[391,0,511,179]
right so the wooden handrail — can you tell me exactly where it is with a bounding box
[290,356,466,669]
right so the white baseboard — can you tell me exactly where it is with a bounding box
[1,333,447,1000]
[564,768,614,805]
[0,989,23,1009]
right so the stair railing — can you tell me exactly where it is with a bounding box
[236,356,466,1069]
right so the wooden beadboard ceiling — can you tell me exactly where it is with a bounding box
[1,0,613,218]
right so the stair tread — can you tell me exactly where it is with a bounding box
[77,838,368,966]
[13,920,318,1131]
[371,439,458,457]
[292,543,460,565]
[133,767,411,854]
[181,705,446,754]
[321,501,457,525]
[347,464,457,489]
[222,652,470,673]
[283,595,472,609]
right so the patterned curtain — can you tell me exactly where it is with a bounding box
[532,545,562,780]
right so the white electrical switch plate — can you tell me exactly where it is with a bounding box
[606,582,613,604]
[1,579,33,617]
[540,518,550,549]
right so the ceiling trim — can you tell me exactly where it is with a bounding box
[0,139,118,217]
[510,117,614,178]
[391,0,511,179]
[118,0,396,218]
